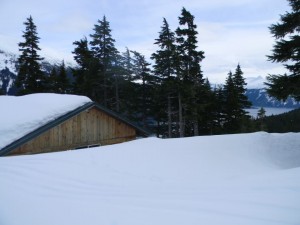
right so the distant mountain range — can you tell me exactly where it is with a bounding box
[0,49,73,94]
[245,89,300,108]
[0,49,299,108]
[0,50,18,94]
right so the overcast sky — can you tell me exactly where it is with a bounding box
[0,0,289,83]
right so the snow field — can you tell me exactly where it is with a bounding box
[0,132,299,225]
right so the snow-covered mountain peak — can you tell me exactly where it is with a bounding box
[0,48,76,94]
[0,50,18,74]
[245,76,266,89]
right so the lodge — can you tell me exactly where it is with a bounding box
[0,94,150,156]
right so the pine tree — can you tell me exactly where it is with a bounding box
[266,0,300,101]
[57,61,70,93]
[211,85,226,134]
[257,107,266,119]
[15,16,46,95]
[151,18,177,137]
[72,37,104,101]
[233,65,252,132]
[223,71,238,132]
[176,8,204,80]
[117,48,137,114]
[175,7,205,136]
[255,107,267,131]
[130,50,157,128]
[90,16,119,107]
[120,47,134,81]
[73,37,92,70]
[152,18,177,80]
[47,67,58,93]
[72,38,86,94]
[233,64,252,112]
[109,52,128,112]
[223,65,251,133]
[196,78,215,135]
[0,88,5,95]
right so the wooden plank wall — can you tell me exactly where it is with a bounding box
[9,107,136,155]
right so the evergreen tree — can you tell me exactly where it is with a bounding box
[266,0,300,101]
[0,88,4,95]
[73,37,92,70]
[176,8,204,82]
[175,7,205,136]
[256,107,267,131]
[152,18,177,80]
[223,65,251,133]
[57,61,70,93]
[223,71,238,132]
[72,37,93,95]
[47,67,58,93]
[109,52,129,112]
[151,18,178,137]
[196,78,215,135]
[120,47,134,81]
[15,16,46,95]
[72,37,103,101]
[90,16,119,107]
[233,64,252,112]
[117,48,137,114]
[130,50,157,128]
[257,107,266,119]
[211,85,226,134]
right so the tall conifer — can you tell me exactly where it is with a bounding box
[120,47,134,81]
[151,18,177,137]
[233,64,251,111]
[15,16,45,95]
[223,71,237,132]
[90,16,119,107]
[223,65,251,133]
[57,61,70,93]
[131,50,157,128]
[175,7,205,136]
[72,37,102,100]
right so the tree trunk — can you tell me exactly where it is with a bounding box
[168,93,172,138]
[192,97,199,136]
[115,74,120,112]
[178,92,184,137]
[103,71,108,108]
[193,120,199,136]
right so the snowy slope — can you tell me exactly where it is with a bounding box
[0,132,300,225]
[0,93,91,149]
[0,50,18,74]
[246,76,266,89]
[0,50,18,94]
[246,88,300,108]
[0,49,76,94]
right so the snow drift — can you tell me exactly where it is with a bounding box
[0,132,300,225]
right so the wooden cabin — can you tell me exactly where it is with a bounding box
[0,100,150,156]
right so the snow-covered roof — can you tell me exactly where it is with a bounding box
[0,93,92,150]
